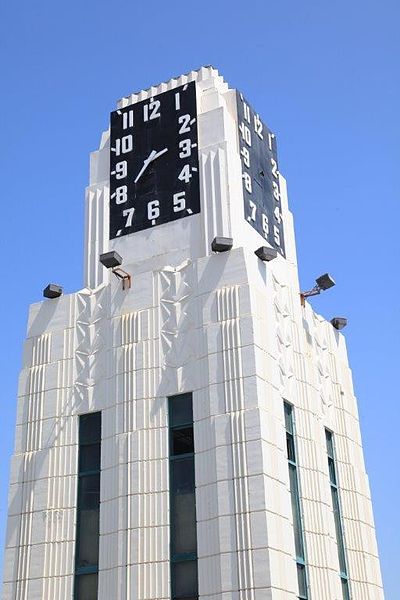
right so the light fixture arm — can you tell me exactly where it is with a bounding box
[300,285,322,307]
[301,285,322,299]
[112,267,131,290]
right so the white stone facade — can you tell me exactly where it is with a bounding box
[3,67,384,599]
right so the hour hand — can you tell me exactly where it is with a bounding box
[134,150,157,184]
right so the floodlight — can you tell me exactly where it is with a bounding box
[255,246,278,262]
[300,272,336,305]
[99,251,123,269]
[43,284,63,299]
[99,251,131,290]
[330,317,347,330]
[316,273,335,291]
[211,237,233,253]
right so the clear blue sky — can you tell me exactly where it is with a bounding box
[1,0,399,596]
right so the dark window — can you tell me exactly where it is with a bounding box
[79,444,101,473]
[169,393,193,428]
[297,563,308,599]
[171,560,198,599]
[169,394,198,600]
[75,509,100,568]
[325,429,351,599]
[172,427,194,455]
[75,573,98,600]
[284,402,309,600]
[75,413,101,600]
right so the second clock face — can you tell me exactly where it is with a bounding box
[236,92,285,257]
[109,82,200,239]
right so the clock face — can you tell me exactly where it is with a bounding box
[236,92,285,257]
[109,82,200,239]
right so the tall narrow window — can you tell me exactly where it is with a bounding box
[169,393,198,600]
[284,402,309,600]
[74,412,101,600]
[325,430,351,600]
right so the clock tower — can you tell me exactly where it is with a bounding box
[3,67,384,600]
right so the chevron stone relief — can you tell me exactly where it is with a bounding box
[74,285,109,408]
[157,259,199,393]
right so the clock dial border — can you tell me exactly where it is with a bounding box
[109,82,200,240]
[236,91,286,258]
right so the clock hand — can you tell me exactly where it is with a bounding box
[134,150,157,184]
[151,147,168,161]
[134,147,168,184]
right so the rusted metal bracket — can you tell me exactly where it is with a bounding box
[112,267,131,290]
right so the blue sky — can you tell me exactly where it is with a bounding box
[1,0,399,596]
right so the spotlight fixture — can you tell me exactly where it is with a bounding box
[330,317,347,330]
[300,273,335,306]
[211,237,233,253]
[99,251,131,290]
[254,246,278,262]
[43,284,63,299]
[315,273,335,291]
[99,251,122,269]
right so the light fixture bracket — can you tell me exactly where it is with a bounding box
[112,267,131,290]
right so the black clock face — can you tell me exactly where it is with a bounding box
[236,92,285,257]
[109,82,200,239]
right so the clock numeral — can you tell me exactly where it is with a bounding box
[173,191,186,212]
[143,99,161,122]
[113,185,128,204]
[178,164,193,184]
[112,135,133,156]
[262,213,269,236]
[239,122,252,146]
[175,92,181,111]
[179,139,194,159]
[241,147,250,168]
[243,102,251,123]
[248,200,256,222]
[122,110,134,129]
[147,200,160,222]
[254,114,263,139]
[273,225,281,246]
[112,161,127,180]
[242,172,252,193]
[268,132,275,151]
[272,181,280,201]
[123,207,135,227]
[178,114,195,135]
[274,206,281,223]
[271,157,279,179]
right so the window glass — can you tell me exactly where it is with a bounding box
[328,456,337,485]
[297,563,308,599]
[75,573,98,600]
[79,444,101,473]
[80,412,101,445]
[79,474,100,509]
[172,560,198,598]
[76,509,100,568]
[171,492,197,555]
[171,458,195,494]
[325,429,334,458]
[289,464,304,559]
[284,402,293,434]
[172,427,194,456]
[341,578,350,600]
[286,432,296,463]
[169,394,193,428]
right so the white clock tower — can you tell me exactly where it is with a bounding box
[3,67,384,600]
